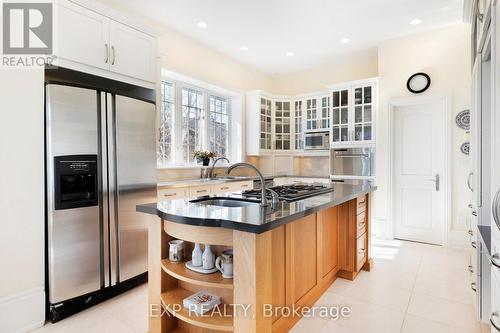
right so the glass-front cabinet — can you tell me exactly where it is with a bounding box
[260,97,273,150]
[294,100,304,150]
[305,98,318,131]
[332,89,349,142]
[274,100,291,151]
[329,79,377,146]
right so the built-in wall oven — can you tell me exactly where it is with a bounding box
[330,147,374,178]
[304,132,330,150]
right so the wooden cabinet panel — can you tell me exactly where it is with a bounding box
[356,233,367,271]
[271,226,286,323]
[318,206,339,278]
[338,201,356,272]
[356,211,366,238]
[356,194,367,215]
[291,214,317,303]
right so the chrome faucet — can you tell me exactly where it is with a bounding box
[208,157,230,179]
[225,162,279,207]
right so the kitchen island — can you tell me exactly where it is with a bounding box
[137,182,376,333]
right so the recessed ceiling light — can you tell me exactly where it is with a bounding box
[410,18,423,25]
[286,51,295,57]
[240,46,249,51]
[197,21,207,29]
[340,38,351,44]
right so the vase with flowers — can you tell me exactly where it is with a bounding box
[193,150,215,166]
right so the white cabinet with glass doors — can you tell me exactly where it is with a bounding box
[304,95,331,132]
[329,79,377,146]
[246,91,274,155]
[274,100,292,151]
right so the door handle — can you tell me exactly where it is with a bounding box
[428,174,440,191]
[491,312,500,332]
[111,46,116,65]
[492,253,500,270]
[492,189,500,230]
[104,43,109,63]
[467,171,474,192]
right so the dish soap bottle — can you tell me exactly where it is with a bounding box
[202,244,215,270]
[192,243,203,267]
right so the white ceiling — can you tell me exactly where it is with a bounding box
[104,0,464,75]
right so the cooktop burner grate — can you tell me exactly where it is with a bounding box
[242,183,333,201]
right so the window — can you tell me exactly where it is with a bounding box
[158,80,232,167]
[209,96,229,157]
[181,87,204,164]
[158,81,174,165]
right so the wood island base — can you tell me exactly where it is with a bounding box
[148,194,372,333]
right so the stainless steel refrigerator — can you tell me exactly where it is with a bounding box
[45,68,157,321]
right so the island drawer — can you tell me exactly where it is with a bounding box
[356,195,367,215]
[356,233,367,271]
[356,211,367,237]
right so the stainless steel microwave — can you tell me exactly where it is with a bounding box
[304,132,330,150]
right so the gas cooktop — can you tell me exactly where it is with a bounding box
[242,184,333,201]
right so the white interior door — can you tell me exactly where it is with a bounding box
[393,99,447,245]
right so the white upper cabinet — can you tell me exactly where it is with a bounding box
[55,1,157,83]
[246,92,273,155]
[304,95,330,132]
[109,21,156,82]
[56,1,110,71]
[274,100,292,151]
[329,79,377,146]
[294,100,304,150]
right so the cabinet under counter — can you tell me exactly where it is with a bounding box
[139,183,375,333]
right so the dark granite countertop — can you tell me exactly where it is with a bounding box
[137,183,376,234]
[477,225,491,255]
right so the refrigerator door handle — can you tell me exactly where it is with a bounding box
[107,93,120,285]
[100,92,110,288]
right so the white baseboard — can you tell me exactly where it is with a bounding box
[0,288,45,333]
[448,229,469,248]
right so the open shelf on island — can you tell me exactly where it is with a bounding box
[161,260,233,289]
[160,287,233,332]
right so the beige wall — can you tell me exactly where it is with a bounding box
[376,23,471,243]
[272,48,379,95]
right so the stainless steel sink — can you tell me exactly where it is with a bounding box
[191,197,259,207]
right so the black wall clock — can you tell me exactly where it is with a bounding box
[407,72,431,94]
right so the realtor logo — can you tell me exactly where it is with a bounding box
[3,2,53,54]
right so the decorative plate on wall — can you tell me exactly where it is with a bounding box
[461,142,470,155]
[455,109,470,130]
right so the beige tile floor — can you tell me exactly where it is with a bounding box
[31,239,487,333]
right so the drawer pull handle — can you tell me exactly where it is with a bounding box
[471,241,477,249]
[468,229,473,236]
[472,211,478,216]
[468,264,474,273]
[221,187,230,190]
[197,190,207,193]
[491,253,500,269]
[491,312,500,332]
[163,193,176,197]
[471,282,477,292]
